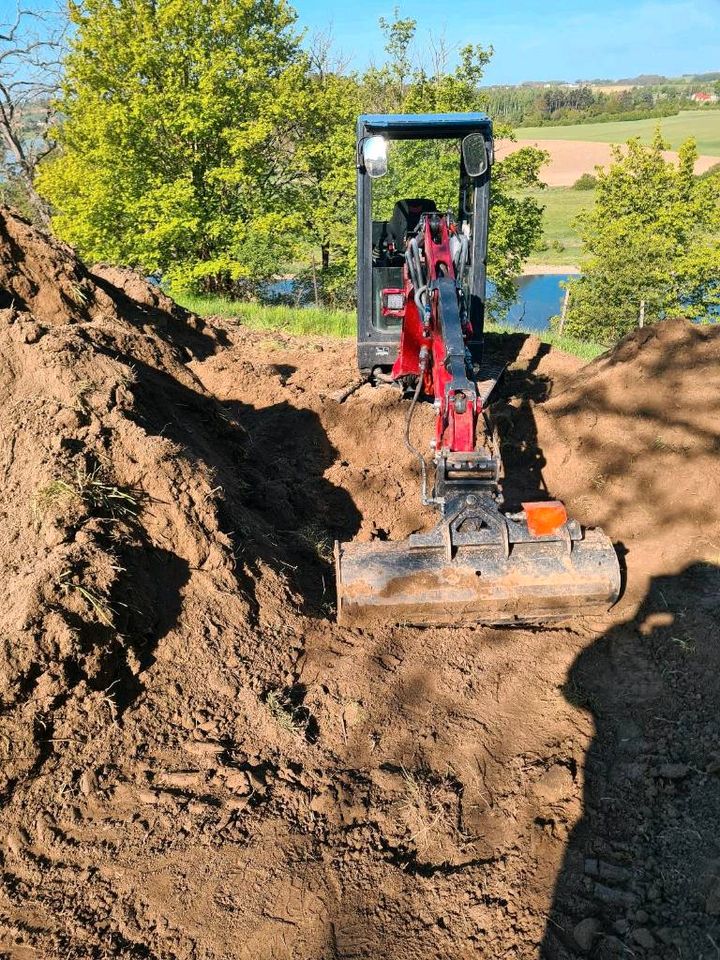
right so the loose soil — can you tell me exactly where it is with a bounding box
[0,208,719,960]
[495,138,719,186]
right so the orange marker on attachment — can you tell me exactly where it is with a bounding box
[522,500,568,537]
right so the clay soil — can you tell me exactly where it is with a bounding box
[0,209,719,960]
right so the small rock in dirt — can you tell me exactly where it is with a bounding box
[184,739,225,758]
[632,927,656,950]
[706,881,720,916]
[160,771,204,790]
[586,859,631,883]
[531,764,575,805]
[593,882,637,907]
[573,917,600,952]
[656,763,690,780]
[137,788,159,805]
[22,322,43,343]
[6,828,29,856]
[222,770,252,794]
[79,769,98,796]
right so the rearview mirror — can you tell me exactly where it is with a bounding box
[462,133,488,177]
[362,135,388,178]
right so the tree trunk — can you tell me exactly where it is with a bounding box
[321,244,330,272]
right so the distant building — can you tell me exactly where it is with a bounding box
[691,91,719,103]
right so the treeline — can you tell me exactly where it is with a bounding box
[483,82,713,127]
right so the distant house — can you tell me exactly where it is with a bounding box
[691,91,719,103]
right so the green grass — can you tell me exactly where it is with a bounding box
[179,292,605,361]
[487,324,606,362]
[517,186,595,267]
[175,292,355,337]
[517,110,720,155]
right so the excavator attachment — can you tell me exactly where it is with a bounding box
[335,497,620,627]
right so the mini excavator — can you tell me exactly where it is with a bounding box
[334,113,620,626]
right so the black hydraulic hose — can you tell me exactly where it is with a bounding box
[403,348,433,507]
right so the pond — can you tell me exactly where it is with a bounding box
[500,273,575,333]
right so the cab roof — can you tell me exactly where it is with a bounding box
[357,112,492,141]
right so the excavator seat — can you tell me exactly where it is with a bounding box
[372,198,437,264]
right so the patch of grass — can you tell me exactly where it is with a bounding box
[398,766,464,851]
[653,435,689,454]
[177,293,604,361]
[68,281,89,306]
[669,634,696,655]
[34,466,139,523]
[74,379,97,414]
[59,570,114,627]
[34,479,81,518]
[297,522,334,564]
[265,690,306,737]
[486,322,606,361]
[74,466,139,519]
[174,293,355,337]
[515,186,595,268]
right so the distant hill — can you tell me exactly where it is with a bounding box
[486,72,720,90]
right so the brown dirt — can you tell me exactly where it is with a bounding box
[495,139,719,186]
[0,208,719,960]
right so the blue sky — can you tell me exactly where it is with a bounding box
[296,0,720,84]
[0,0,717,85]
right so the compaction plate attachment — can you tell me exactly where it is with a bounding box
[336,498,620,627]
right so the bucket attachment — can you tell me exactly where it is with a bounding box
[335,496,620,627]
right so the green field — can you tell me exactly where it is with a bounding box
[518,110,720,155]
[517,186,595,267]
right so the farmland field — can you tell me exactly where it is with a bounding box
[519,186,594,267]
[517,109,720,155]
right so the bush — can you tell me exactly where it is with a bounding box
[573,173,598,190]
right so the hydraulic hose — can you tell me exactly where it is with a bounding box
[403,347,435,507]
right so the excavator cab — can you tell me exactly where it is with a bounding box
[356,113,493,377]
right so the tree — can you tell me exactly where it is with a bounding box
[0,6,64,225]
[368,14,546,316]
[279,36,359,304]
[39,2,547,307]
[562,132,720,343]
[38,0,307,292]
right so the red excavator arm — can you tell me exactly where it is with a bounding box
[391,212,477,456]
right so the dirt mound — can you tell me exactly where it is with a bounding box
[536,318,720,604]
[0,208,718,960]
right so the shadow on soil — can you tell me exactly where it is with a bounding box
[542,562,720,959]
[90,329,361,623]
[484,331,555,508]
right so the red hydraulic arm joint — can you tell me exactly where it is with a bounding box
[391,214,479,456]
